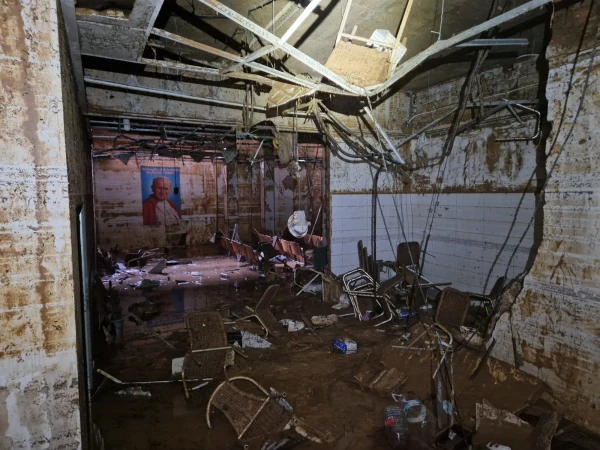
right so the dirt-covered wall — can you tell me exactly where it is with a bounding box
[491,0,600,433]
[330,58,543,294]
[0,0,90,447]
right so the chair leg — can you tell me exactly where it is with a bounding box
[182,366,189,400]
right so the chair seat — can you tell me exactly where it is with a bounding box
[207,377,294,443]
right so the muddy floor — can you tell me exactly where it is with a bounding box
[93,255,549,449]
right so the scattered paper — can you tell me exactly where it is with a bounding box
[241,331,272,348]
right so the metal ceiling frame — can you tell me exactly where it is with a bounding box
[78,0,553,122]
[192,0,552,97]
[195,0,364,94]
[221,0,324,74]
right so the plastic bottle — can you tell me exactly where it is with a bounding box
[395,393,436,446]
[383,406,409,449]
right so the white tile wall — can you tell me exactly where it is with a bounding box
[331,192,537,294]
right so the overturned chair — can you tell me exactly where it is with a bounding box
[207,376,331,448]
[206,376,293,447]
[182,311,233,399]
[235,285,282,338]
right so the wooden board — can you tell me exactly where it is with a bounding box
[325,41,390,87]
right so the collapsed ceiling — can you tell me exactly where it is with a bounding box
[65,0,552,152]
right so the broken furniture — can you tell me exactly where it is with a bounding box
[435,287,472,328]
[341,268,396,326]
[182,311,233,399]
[206,376,294,446]
[235,285,282,338]
[381,241,452,308]
[354,367,408,396]
[436,277,508,330]
[357,240,377,281]
[292,236,328,299]
[125,248,162,267]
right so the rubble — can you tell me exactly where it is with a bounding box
[310,314,338,327]
[239,331,272,349]
[116,387,152,397]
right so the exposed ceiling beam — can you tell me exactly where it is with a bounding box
[59,0,88,114]
[195,0,363,94]
[369,0,552,95]
[77,0,164,62]
[151,29,352,96]
[151,28,241,61]
[139,57,276,85]
[85,77,268,111]
[222,0,324,74]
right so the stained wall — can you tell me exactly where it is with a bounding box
[94,155,227,250]
[330,57,542,294]
[0,0,89,447]
[491,1,600,433]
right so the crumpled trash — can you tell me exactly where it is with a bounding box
[279,319,305,332]
[116,386,151,397]
[331,294,350,310]
[239,331,272,348]
[311,314,338,327]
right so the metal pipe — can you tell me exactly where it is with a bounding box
[250,139,265,166]
[84,77,268,112]
[363,106,405,164]
[456,38,529,47]
[97,368,212,385]
[495,103,541,141]
[280,0,323,42]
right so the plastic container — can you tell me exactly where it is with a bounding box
[395,392,436,444]
[383,406,409,449]
[487,444,511,450]
[332,338,357,354]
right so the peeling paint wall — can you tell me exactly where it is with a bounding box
[0,0,85,447]
[330,55,542,292]
[94,155,227,250]
[491,1,600,433]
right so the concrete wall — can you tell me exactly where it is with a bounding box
[491,1,600,433]
[330,57,542,294]
[0,0,86,447]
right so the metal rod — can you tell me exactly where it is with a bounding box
[129,313,176,350]
[309,203,322,241]
[336,0,353,46]
[495,103,541,141]
[339,33,395,48]
[97,368,212,385]
[250,139,265,166]
[247,1,298,49]
[190,346,231,353]
[456,38,529,47]
[280,0,323,42]
[151,28,240,61]
[362,106,405,164]
[396,0,415,43]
